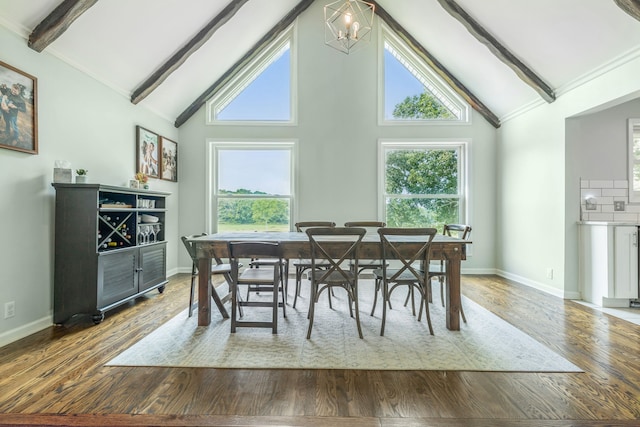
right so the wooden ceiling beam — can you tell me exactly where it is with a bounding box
[175,0,315,128]
[28,0,98,52]
[131,0,250,105]
[614,0,640,21]
[369,1,500,128]
[437,0,555,104]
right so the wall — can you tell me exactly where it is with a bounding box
[497,52,640,298]
[0,25,179,346]
[177,0,498,275]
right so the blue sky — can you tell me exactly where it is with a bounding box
[216,46,424,194]
[218,149,291,195]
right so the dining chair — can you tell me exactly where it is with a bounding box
[181,234,238,318]
[373,227,438,336]
[291,221,336,309]
[429,224,472,323]
[305,227,366,339]
[228,241,284,334]
[344,221,387,315]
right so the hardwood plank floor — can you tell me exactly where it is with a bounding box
[0,274,639,426]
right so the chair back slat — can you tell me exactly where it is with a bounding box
[295,221,336,232]
[443,224,472,240]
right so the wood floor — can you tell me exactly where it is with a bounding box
[1,274,639,427]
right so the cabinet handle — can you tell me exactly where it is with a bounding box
[634,232,638,247]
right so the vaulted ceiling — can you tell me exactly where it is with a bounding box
[1,0,639,128]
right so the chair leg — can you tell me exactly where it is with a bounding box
[306,281,317,339]
[352,284,363,339]
[188,264,197,317]
[272,279,279,334]
[370,278,380,316]
[293,267,304,308]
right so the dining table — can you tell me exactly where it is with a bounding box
[188,231,470,331]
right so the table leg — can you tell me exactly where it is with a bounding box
[197,257,212,326]
[445,247,462,331]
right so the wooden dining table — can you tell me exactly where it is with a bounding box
[189,231,470,331]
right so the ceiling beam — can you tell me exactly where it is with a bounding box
[370,1,500,128]
[436,0,555,104]
[614,0,640,21]
[28,0,98,52]
[131,0,251,105]
[175,0,315,128]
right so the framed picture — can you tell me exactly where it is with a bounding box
[160,136,178,182]
[0,61,37,154]
[136,125,159,178]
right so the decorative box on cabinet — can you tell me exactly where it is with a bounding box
[52,183,170,324]
[579,223,639,307]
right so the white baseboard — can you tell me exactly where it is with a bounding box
[0,316,52,348]
[495,269,578,299]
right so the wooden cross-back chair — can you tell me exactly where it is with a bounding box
[373,227,438,336]
[291,221,336,309]
[305,227,366,339]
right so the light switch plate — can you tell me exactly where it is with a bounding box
[614,201,625,211]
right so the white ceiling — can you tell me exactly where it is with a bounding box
[1,0,639,125]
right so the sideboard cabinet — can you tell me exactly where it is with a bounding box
[52,183,170,324]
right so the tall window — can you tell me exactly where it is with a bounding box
[629,119,640,202]
[210,142,295,232]
[381,25,470,124]
[207,25,296,124]
[379,141,466,230]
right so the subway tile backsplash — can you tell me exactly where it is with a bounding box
[581,179,638,222]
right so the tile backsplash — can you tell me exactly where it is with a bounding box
[580,179,640,222]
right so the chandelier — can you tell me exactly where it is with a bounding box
[324,0,375,54]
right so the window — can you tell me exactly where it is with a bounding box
[379,141,466,230]
[206,25,296,124]
[629,118,640,202]
[380,25,470,124]
[209,141,295,232]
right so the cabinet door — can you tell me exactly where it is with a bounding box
[139,243,167,292]
[98,250,137,308]
[614,226,639,299]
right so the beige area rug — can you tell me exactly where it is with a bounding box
[107,280,582,372]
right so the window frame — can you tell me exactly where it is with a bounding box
[206,24,298,126]
[206,140,298,233]
[378,139,468,227]
[628,118,640,203]
[378,23,471,126]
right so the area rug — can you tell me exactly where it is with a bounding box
[107,280,582,372]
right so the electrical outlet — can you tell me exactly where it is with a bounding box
[4,301,15,319]
[546,268,553,280]
[614,201,625,211]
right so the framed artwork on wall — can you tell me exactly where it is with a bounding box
[136,125,159,178]
[0,61,38,154]
[160,136,178,182]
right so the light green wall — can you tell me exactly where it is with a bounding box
[177,1,499,274]
[0,25,179,345]
[497,54,640,298]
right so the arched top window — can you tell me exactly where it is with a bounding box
[207,25,296,125]
[380,25,470,125]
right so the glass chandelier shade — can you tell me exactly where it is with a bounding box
[324,0,375,54]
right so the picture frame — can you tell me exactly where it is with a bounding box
[0,61,38,154]
[160,136,178,182]
[136,125,159,178]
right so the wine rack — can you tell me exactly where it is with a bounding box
[52,183,170,324]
